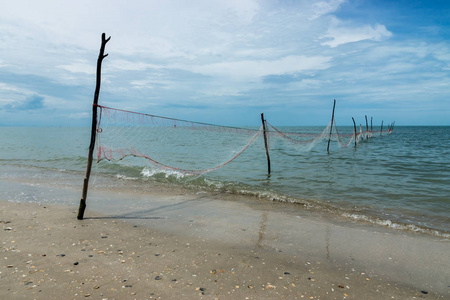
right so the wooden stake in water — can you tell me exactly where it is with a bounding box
[381,120,383,136]
[78,33,110,220]
[365,115,369,138]
[327,99,336,153]
[261,113,271,175]
[352,117,357,146]
[371,117,373,132]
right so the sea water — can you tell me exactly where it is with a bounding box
[0,126,449,238]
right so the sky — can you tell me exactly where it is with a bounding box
[0,0,449,127]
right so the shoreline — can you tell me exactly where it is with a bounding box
[1,165,449,239]
[1,182,449,299]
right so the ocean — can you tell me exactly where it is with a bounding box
[0,125,449,238]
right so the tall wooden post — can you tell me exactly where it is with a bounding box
[261,113,271,175]
[365,115,369,133]
[370,117,373,132]
[380,120,383,136]
[78,33,111,220]
[352,117,357,146]
[327,99,336,153]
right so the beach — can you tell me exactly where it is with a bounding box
[2,1,450,298]
[1,179,448,299]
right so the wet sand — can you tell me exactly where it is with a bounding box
[1,183,449,299]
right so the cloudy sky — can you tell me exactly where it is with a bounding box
[1,0,449,126]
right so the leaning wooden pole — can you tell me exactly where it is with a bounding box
[77,33,111,220]
[365,115,369,133]
[261,113,271,175]
[352,117,357,146]
[327,99,336,153]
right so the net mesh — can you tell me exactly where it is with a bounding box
[265,118,392,151]
[96,105,262,175]
[95,105,392,175]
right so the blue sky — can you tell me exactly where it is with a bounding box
[0,0,449,126]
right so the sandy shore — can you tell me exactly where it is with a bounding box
[1,190,448,299]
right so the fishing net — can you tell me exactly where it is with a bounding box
[94,105,393,175]
[266,117,391,150]
[95,105,263,175]
[267,121,332,151]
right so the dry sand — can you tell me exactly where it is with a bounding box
[1,193,448,299]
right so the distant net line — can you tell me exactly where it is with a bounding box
[94,104,393,175]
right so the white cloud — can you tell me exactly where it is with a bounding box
[58,61,96,75]
[129,80,154,89]
[0,83,36,107]
[0,0,449,125]
[0,83,23,94]
[181,55,331,80]
[108,59,160,72]
[310,0,346,20]
[321,18,392,47]
[67,112,91,119]
[285,79,324,91]
[431,44,450,68]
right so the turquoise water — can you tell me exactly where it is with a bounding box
[0,126,449,237]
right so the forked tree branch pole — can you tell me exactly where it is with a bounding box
[77,33,111,220]
[261,113,271,175]
[327,99,336,153]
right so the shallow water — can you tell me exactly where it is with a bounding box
[0,125,449,237]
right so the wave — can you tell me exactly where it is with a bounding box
[342,213,450,238]
[3,149,448,240]
[130,166,450,239]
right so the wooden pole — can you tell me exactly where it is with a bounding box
[380,120,383,136]
[365,115,369,134]
[77,33,111,220]
[352,117,357,146]
[370,117,373,132]
[261,113,271,175]
[327,99,336,153]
